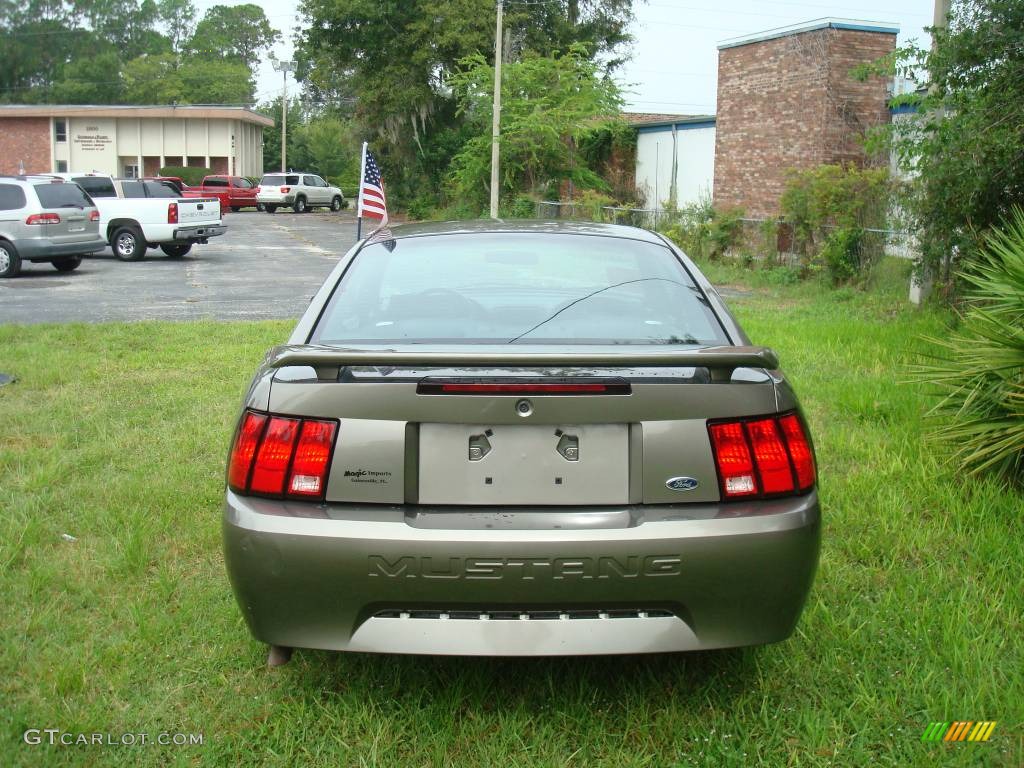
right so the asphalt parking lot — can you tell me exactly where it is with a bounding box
[0,209,359,323]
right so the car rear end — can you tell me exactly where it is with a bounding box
[16,179,105,261]
[125,180,225,244]
[169,196,224,243]
[223,224,820,657]
[256,174,299,207]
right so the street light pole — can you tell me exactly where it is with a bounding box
[489,0,503,219]
[273,60,296,173]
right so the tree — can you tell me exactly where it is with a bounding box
[889,0,1024,292]
[447,44,623,211]
[122,54,183,104]
[50,49,125,103]
[179,57,254,104]
[157,0,196,53]
[295,0,635,208]
[187,4,280,70]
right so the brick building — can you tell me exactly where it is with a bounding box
[0,105,272,178]
[712,19,897,217]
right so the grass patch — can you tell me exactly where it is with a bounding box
[1,267,1021,766]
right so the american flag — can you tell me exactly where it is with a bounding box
[358,148,388,224]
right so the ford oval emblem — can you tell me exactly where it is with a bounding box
[666,476,699,491]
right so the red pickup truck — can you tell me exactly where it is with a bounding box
[183,176,260,212]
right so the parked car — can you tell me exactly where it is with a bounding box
[144,176,189,194]
[46,173,225,260]
[223,220,820,664]
[256,173,345,214]
[184,175,260,212]
[0,175,105,278]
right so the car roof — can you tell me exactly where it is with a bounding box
[370,219,668,245]
[0,175,64,184]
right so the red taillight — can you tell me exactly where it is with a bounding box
[249,417,300,494]
[228,412,267,491]
[745,418,795,494]
[779,414,816,491]
[26,213,60,225]
[708,422,758,498]
[167,202,178,224]
[280,186,290,193]
[227,410,337,500]
[709,413,815,499]
[88,210,99,222]
[287,420,337,496]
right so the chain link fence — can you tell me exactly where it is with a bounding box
[535,200,918,262]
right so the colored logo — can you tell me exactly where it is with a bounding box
[666,476,699,491]
[921,721,997,742]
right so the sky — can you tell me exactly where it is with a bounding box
[194,0,937,114]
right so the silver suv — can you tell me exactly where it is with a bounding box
[256,173,345,214]
[0,176,105,278]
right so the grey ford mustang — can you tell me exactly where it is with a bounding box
[223,220,819,663]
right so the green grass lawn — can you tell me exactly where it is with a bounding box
[1,259,1021,767]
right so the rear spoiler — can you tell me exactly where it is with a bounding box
[266,344,779,380]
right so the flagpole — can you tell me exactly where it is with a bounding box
[356,141,367,241]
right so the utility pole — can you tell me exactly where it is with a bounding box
[489,0,503,219]
[911,0,952,303]
[273,60,296,172]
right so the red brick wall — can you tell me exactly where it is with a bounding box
[713,28,895,217]
[0,118,51,175]
[824,31,894,168]
[210,156,228,174]
[143,156,161,176]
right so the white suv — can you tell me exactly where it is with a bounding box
[256,173,345,214]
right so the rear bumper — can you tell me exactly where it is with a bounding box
[18,234,106,260]
[171,224,226,242]
[256,194,294,205]
[223,492,820,656]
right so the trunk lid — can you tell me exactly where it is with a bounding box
[263,345,780,507]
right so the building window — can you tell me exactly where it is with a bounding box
[56,160,68,173]
[55,119,67,142]
[123,164,139,179]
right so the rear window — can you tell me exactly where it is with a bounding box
[143,181,179,198]
[313,233,728,346]
[260,174,299,186]
[120,180,145,198]
[33,182,94,209]
[204,177,229,187]
[0,184,26,210]
[73,176,116,198]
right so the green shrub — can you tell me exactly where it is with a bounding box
[912,207,1024,487]
[660,200,745,261]
[820,227,865,285]
[505,195,536,219]
[159,166,211,186]
[706,207,745,260]
[780,164,894,283]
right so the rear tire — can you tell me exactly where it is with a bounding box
[0,240,21,278]
[331,196,343,212]
[293,196,307,214]
[160,244,192,258]
[52,256,82,272]
[257,203,266,212]
[231,206,241,212]
[265,205,277,214]
[111,226,145,261]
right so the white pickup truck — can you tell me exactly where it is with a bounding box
[49,173,226,260]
